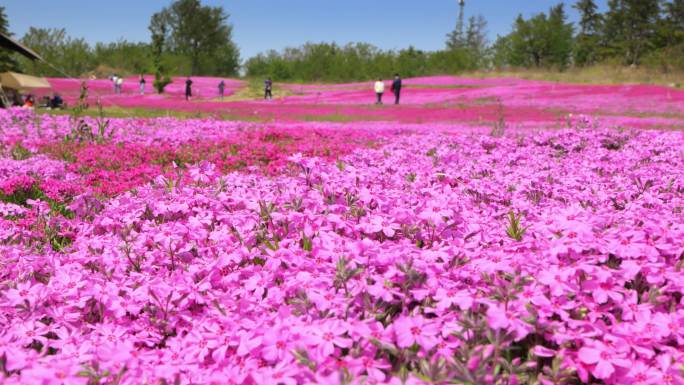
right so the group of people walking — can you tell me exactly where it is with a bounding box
[110,74,405,105]
[111,74,147,95]
[111,74,124,94]
[374,74,402,105]
[258,74,402,104]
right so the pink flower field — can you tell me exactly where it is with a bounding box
[39,75,684,128]
[1,77,684,385]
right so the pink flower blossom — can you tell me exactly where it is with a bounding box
[578,342,632,380]
[394,315,440,350]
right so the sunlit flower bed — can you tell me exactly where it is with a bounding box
[0,104,683,385]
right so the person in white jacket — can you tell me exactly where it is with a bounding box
[116,76,123,94]
[374,79,385,105]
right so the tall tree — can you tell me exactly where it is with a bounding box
[491,34,513,69]
[0,6,19,72]
[604,0,661,64]
[465,15,489,59]
[576,0,602,35]
[500,5,573,69]
[662,0,684,46]
[150,13,172,93]
[546,4,575,68]
[149,0,240,76]
[573,0,603,66]
[508,14,539,67]
[624,0,661,64]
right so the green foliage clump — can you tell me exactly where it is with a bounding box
[0,6,19,72]
[245,43,482,83]
[149,0,240,76]
[492,0,684,71]
[493,4,574,70]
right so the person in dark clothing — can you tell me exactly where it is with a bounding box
[185,78,193,101]
[50,94,64,109]
[80,81,89,100]
[264,78,273,100]
[391,73,402,105]
[218,80,225,99]
[139,75,146,95]
[79,81,89,109]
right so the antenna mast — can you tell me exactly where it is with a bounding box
[457,0,466,46]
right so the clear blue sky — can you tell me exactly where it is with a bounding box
[5,1,608,60]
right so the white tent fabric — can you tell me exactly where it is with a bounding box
[0,72,51,91]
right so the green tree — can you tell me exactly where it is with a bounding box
[0,6,19,72]
[507,14,548,67]
[573,0,603,66]
[643,0,684,72]
[245,41,481,83]
[498,5,573,69]
[661,0,684,46]
[491,35,513,69]
[428,48,479,74]
[601,0,626,59]
[465,15,489,66]
[603,0,661,64]
[149,12,172,93]
[149,0,240,76]
[396,46,428,78]
[19,27,94,77]
[93,40,151,75]
[546,4,574,69]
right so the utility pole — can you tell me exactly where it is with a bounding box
[447,0,467,50]
[457,0,466,46]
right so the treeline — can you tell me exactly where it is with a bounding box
[245,44,484,83]
[1,0,683,82]
[0,0,240,78]
[247,0,684,82]
[245,15,489,83]
[493,0,684,70]
[16,28,152,77]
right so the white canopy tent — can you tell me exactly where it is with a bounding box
[0,72,52,108]
[0,71,51,92]
[0,32,49,107]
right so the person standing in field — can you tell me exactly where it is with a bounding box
[139,74,146,95]
[79,80,89,109]
[116,76,123,94]
[218,80,225,99]
[391,73,402,105]
[374,78,385,105]
[111,75,118,93]
[185,78,193,101]
[80,80,88,100]
[264,78,273,100]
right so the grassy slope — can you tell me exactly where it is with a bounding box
[463,65,683,87]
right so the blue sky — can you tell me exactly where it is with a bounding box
[5,1,608,60]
